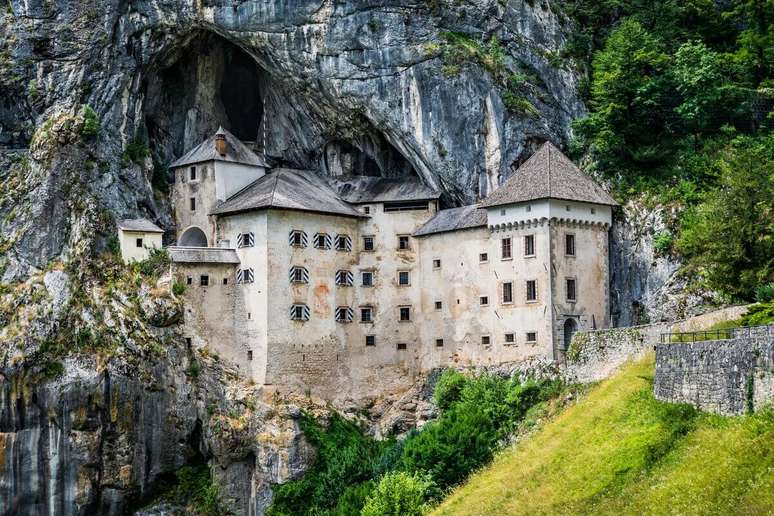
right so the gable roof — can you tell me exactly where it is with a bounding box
[210,168,366,219]
[117,218,164,233]
[332,176,440,204]
[480,142,618,208]
[169,127,268,168]
[168,247,241,264]
[414,204,487,237]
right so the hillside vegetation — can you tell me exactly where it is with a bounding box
[434,356,774,515]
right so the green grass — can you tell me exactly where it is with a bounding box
[434,356,774,516]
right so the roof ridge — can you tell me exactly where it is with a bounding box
[268,170,282,206]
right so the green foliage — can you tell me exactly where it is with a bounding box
[106,235,120,255]
[675,135,774,300]
[361,472,436,516]
[172,281,186,296]
[739,301,774,326]
[186,359,202,378]
[653,231,674,256]
[27,79,38,100]
[172,463,223,516]
[433,369,467,410]
[133,248,171,279]
[122,138,150,167]
[79,105,100,138]
[755,283,774,302]
[328,480,376,516]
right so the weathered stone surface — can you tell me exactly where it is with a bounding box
[654,326,774,415]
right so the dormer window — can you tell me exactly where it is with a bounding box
[289,266,309,284]
[289,230,307,248]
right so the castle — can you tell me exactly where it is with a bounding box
[119,128,618,401]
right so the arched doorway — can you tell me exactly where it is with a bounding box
[564,318,578,351]
[179,226,208,247]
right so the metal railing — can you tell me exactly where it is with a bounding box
[659,324,774,344]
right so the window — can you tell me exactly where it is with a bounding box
[590,207,596,215]
[361,271,374,287]
[335,234,352,251]
[505,333,515,344]
[526,280,537,302]
[481,335,491,345]
[289,304,310,321]
[185,337,192,348]
[524,234,535,256]
[314,233,331,249]
[383,200,428,212]
[362,236,374,251]
[190,197,196,211]
[186,276,192,285]
[398,270,410,286]
[397,343,407,350]
[433,258,441,269]
[190,166,196,180]
[223,278,228,285]
[399,306,411,321]
[360,307,373,323]
[565,234,576,256]
[501,237,512,259]
[289,266,309,284]
[247,350,253,361]
[200,275,209,286]
[526,204,532,212]
[236,268,254,284]
[365,335,376,346]
[247,312,251,319]
[237,232,255,248]
[526,331,537,343]
[566,204,571,211]
[289,230,307,248]
[480,295,489,306]
[479,252,489,263]
[335,306,354,323]
[398,235,410,250]
[435,338,444,347]
[500,208,506,216]
[566,278,577,302]
[136,238,143,248]
[502,282,513,304]
[364,206,371,215]
[434,300,442,310]
[335,270,353,286]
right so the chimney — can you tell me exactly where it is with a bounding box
[215,133,227,157]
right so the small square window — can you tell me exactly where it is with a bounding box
[200,275,209,287]
[190,197,196,211]
[365,335,376,346]
[526,205,532,212]
[435,338,444,347]
[505,333,515,344]
[479,252,488,263]
[397,342,407,350]
[398,271,410,286]
[566,204,571,211]
[247,350,253,361]
[433,258,441,269]
[136,238,143,248]
[526,280,537,302]
[434,301,442,310]
[223,278,228,285]
[399,306,411,321]
[500,208,506,216]
[398,235,410,250]
[361,307,373,323]
[361,271,374,287]
[480,296,489,306]
[502,282,513,304]
[190,166,196,181]
[363,236,375,251]
[481,335,491,345]
[364,206,371,214]
[186,276,193,285]
[591,207,596,215]
[526,331,537,343]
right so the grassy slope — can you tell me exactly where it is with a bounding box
[434,356,774,516]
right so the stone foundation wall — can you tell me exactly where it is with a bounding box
[565,305,751,384]
[653,326,774,415]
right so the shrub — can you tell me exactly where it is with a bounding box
[739,302,774,326]
[80,105,100,138]
[434,369,467,410]
[172,463,223,516]
[361,472,436,516]
[134,248,170,278]
[755,283,774,303]
[122,138,150,167]
[172,281,186,296]
[653,231,673,256]
[106,235,120,255]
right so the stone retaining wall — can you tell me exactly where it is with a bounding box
[653,326,774,415]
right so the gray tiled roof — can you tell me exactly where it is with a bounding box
[210,168,366,218]
[169,127,268,168]
[414,204,488,237]
[480,142,618,208]
[168,247,241,264]
[332,176,440,203]
[117,218,164,233]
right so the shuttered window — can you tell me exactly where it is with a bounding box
[236,268,254,284]
[335,234,352,251]
[335,306,354,323]
[289,230,308,248]
[335,270,353,286]
[289,266,310,284]
[314,233,332,250]
[289,304,310,321]
[237,232,255,248]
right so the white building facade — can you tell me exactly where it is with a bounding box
[165,131,618,401]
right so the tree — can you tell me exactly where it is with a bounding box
[361,472,436,516]
[725,0,774,86]
[676,135,774,299]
